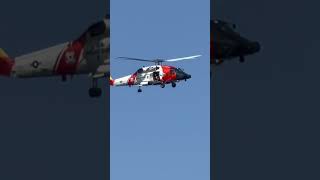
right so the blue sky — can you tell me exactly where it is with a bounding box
[111,0,210,180]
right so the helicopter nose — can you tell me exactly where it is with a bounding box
[247,41,261,54]
[176,71,191,80]
[238,41,261,56]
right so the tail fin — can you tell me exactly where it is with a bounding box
[0,48,9,59]
[0,48,14,76]
[109,76,114,86]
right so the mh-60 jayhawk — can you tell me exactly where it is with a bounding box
[110,55,201,92]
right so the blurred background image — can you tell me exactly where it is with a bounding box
[212,0,320,179]
[0,1,109,179]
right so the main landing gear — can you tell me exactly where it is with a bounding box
[159,82,176,88]
[239,56,245,63]
[62,75,67,82]
[89,78,102,98]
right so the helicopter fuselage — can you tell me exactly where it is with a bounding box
[110,65,191,91]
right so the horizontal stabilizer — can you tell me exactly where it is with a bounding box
[109,76,114,86]
[0,48,9,59]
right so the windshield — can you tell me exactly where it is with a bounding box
[137,68,143,73]
[213,20,236,32]
[87,21,106,37]
[220,23,235,32]
[176,68,184,72]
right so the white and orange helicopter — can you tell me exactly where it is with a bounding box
[0,15,109,98]
[110,55,201,92]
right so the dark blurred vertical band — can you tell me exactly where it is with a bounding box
[105,1,110,180]
[210,0,221,179]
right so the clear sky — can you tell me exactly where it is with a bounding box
[111,0,210,180]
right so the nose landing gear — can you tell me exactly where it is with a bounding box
[239,56,245,63]
[62,75,67,82]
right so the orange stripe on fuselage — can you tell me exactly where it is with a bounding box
[127,72,137,86]
[55,39,85,75]
[161,65,176,82]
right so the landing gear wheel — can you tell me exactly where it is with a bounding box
[89,88,102,98]
[161,84,165,88]
[239,56,245,63]
[62,75,67,82]
[138,88,142,93]
[172,82,176,88]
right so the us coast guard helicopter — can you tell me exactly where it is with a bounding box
[110,55,201,92]
[0,15,110,98]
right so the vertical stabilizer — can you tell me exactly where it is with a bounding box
[0,48,14,77]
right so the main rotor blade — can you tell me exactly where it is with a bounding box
[165,55,202,62]
[116,57,154,62]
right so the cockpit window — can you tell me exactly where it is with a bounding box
[225,23,236,30]
[212,20,236,33]
[137,68,143,73]
[176,68,184,72]
[87,21,106,37]
[220,23,234,32]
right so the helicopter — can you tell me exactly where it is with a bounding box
[0,15,109,98]
[211,19,261,65]
[110,55,201,92]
